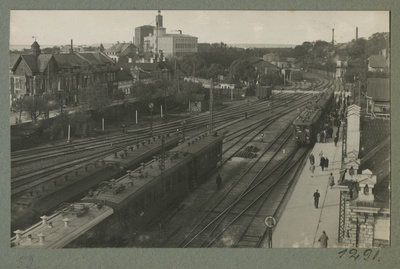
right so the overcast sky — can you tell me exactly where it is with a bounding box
[10,10,389,46]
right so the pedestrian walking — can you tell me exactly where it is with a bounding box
[349,166,355,179]
[260,133,264,142]
[216,174,222,190]
[309,153,315,165]
[329,173,335,188]
[318,231,329,248]
[310,163,315,177]
[320,156,326,171]
[15,117,18,125]
[334,135,338,147]
[313,190,320,208]
[325,157,329,170]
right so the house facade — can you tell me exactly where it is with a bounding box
[10,41,119,106]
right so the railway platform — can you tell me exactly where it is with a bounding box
[273,126,343,248]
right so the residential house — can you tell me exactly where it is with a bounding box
[104,42,138,62]
[367,55,388,72]
[11,41,60,98]
[366,78,390,116]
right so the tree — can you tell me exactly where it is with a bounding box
[366,32,389,56]
[293,45,307,59]
[230,59,256,84]
[21,96,49,122]
[12,98,25,122]
[80,83,111,116]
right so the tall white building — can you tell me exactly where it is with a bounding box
[143,11,198,59]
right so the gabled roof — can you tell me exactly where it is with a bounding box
[36,54,54,72]
[20,55,38,72]
[105,42,137,54]
[9,53,21,69]
[12,54,55,73]
[53,52,116,69]
[368,55,387,68]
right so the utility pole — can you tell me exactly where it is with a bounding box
[160,134,166,235]
[209,78,214,133]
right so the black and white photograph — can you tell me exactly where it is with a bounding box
[8,10,390,251]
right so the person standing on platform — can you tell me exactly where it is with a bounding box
[329,173,335,188]
[317,133,321,143]
[325,157,329,170]
[313,190,320,208]
[334,135,338,147]
[323,129,327,142]
[309,153,315,165]
[320,155,326,171]
[310,163,315,177]
[318,231,329,248]
[216,174,222,190]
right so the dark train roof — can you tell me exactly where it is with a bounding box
[293,106,322,126]
[11,203,114,249]
[82,133,223,210]
[103,135,180,168]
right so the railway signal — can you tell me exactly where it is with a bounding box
[265,216,276,248]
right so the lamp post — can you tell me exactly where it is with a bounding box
[149,102,154,137]
[181,120,186,141]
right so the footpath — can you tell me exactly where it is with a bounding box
[273,126,343,248]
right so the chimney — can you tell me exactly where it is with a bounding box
[156,10,163,27]
[332,29,334,46]
[69,39,74,54]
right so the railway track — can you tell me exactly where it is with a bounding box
[11,75,336,200]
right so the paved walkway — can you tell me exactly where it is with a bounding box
[273,127,343,248]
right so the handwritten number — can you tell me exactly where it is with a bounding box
[349,249,360,260]
[338,248,379,261]
[372,250,380,260]
[363,249,372,260]
[338,249,347,258]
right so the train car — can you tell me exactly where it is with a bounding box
[12,135,180,233]
[12,132,223,248]
[70,133,222,246]
[256,86,272,100]
[293,89,334,146]
[292,106,322,145]
[11,203,114,249]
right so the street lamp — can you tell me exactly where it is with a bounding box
[149,102,154,136]
[181,120,186,141]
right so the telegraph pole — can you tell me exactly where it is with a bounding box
[209,79,214,133]
[160,134,166,235]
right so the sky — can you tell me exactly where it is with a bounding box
[10,10,389,46]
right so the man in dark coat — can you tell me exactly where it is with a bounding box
[216,174,222,190]
[320,156,326,171]
[309,153,315,165]
[313,190,320,208]
[318,231,329,248]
